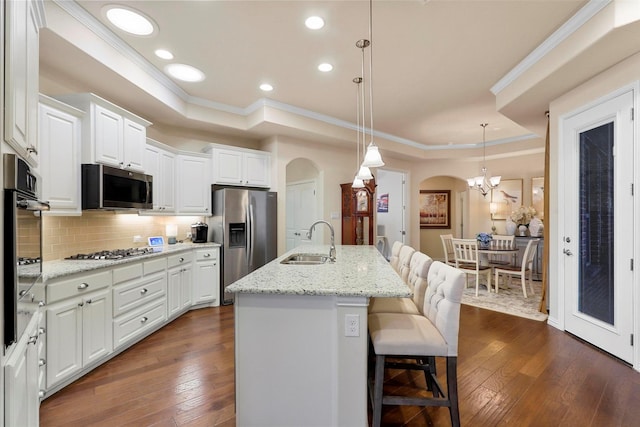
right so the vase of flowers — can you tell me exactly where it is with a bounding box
[509,206,537,235]
[476,232,492,249]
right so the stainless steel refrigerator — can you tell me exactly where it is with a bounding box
[208,188,277,304]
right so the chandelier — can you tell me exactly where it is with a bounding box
[467,123,501,197]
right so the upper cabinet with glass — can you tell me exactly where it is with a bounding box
[53,93,152,173]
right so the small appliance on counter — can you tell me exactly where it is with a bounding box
[191,222,208,243]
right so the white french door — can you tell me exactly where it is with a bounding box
[561,88,634,363]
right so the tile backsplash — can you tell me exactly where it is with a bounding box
[43,212,205,260]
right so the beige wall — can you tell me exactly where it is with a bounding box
[43,213,203,260]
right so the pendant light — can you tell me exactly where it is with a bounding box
[352,77,365,188]
[355,41,373,181]
[467,123,501,197]
[360,0,384,168]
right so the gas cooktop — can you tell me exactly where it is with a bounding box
[65,247,155,260]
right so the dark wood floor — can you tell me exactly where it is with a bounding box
[40,304,640,426]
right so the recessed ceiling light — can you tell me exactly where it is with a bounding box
[260,83,274,92]
[318,63,333,72]
[305,16,324,30]
[165,64,205,82]
[155,49,174,60]
[104,6,156,36]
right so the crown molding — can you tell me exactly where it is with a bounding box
[491,0,612,95]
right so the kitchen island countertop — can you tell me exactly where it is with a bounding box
[227,244,411,298]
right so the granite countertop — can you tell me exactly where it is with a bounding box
[226,245,411,298]
[23,242,220,281]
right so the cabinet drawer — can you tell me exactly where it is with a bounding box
[144,257,167,275]
[47,270,112,304]
[113,298,166,350]
[113,262,143,285]
[195,248,218,261]
[167,252,194,268]
[113,272,166,317]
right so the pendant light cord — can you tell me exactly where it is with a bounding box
[368,0,374,145]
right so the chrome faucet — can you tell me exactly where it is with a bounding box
[307,220,336,262]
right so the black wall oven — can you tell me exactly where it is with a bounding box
[3,153,49,350]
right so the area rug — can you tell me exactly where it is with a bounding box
[461,279,548,322]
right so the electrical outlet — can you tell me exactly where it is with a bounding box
[345,314,360,337]
[133,235,143,243]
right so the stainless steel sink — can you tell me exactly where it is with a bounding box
[280,253,329,265]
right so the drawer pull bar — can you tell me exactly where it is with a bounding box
[140,288,148,295]
[78,283,89,290]
[141,316,148,323]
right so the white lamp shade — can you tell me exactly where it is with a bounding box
[356,165,373,180]
[361,143,384,167]
[352,176,365,188]
[489,175,501,187]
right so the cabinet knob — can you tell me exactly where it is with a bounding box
[28,335,38,345]
[27,146,38,155]
[78,302,85,307]
[179,257,184,262]
[38,327,46,335]
[86,299,92,304]
[204,253,211,258]
[38,301,45,307]
[140,288,148,295]
[140,316,148,323]
[39,390,46,399]
[39,359,46,367]
[78,282,89,290]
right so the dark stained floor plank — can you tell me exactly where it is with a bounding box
[40,304,640,426]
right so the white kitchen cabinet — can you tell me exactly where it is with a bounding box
[210,146,271,188]
[167,253,194,318]
[53,93,151,172]
[46,270,113,389]
[3,0,45,167]
[144,139,176,212]
[193,247,220,306]
[38,95,84,215]
[4,312,42,427]
[176,152,211,215]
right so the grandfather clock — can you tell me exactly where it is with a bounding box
[340,178,376,245]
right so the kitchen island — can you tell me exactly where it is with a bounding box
[227,244,410,426]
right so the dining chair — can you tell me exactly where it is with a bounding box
[389,241,404,273]
[452,238,492,296]
[369,251,433,315]
[368,261,465,427]
[488,234,516,266]
[440,234,456,266]
[494,238,540,298]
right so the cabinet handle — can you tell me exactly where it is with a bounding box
[78,302,85,307]
[38,301,45,308]
[28,335,38,345]
[204,253,211,258]
[39,359,46,367]
[86,299,92,304]
[140,288,148,295]
[78,283,89,290]
[140,316,148,323]
[27,146,38,155]
[38,327,46,335]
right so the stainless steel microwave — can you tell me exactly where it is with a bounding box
[82,164,153,210]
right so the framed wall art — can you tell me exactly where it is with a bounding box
[419,190,450,229]
[490,179,523,220]
[531,177,544,219]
